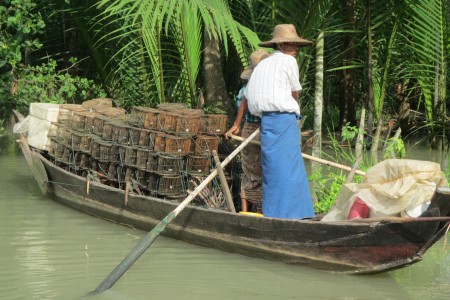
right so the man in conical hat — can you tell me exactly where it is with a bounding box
[226,49,269,212]
[244,24,315,219]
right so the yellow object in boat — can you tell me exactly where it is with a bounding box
[239,211,264,217]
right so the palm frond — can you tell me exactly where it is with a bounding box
[403,0,448,123]
[95,0,260,105]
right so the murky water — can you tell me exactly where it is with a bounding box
[1,126,449,299]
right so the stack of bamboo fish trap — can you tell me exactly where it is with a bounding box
[44,99,234,206]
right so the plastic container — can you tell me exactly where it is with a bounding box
[347,197,370,219]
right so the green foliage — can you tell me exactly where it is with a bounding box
[325,127,357,163]
[0,0,45,69]
[1,59,107,113]
[403,0,449,125]
[341,122,358,143]
[108,64,150,109]
[383,137,406,159]
[310,124,369,214]
[309,169,346,214]
[94,0,260,105]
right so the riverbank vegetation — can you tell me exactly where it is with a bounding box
[1,0,448,135]
[1,0,449,207]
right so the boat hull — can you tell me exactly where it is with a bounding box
[26,148,450,274]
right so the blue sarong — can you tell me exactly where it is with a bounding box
[261,112,315,219]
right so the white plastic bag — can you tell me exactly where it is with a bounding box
[13,115,31,134]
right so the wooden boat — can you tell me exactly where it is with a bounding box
[16,116,450,275]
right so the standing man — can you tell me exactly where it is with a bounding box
[245,24,315,219]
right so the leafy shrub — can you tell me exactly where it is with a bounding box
[310,169,346,213]
[383,136,406,158]
[1,59,107,113]
[341,122,358,142]
[0,0,45,69]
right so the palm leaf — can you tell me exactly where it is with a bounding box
[169,2,202,104]
[95,0,260,105]
[403,0,448,124]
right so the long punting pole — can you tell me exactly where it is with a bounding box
[229,134,366,176]
[93,128,261,293]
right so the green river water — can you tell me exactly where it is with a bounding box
[0,121,449,300]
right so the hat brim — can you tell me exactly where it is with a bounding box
[240,68,253,80]
[258,38,313,48]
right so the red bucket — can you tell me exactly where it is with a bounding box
[348,197,370,219]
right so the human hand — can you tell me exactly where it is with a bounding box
[225,124,240,139]
[301,129,313,137]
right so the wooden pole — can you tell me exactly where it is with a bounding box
[93,128,260,293]
[346,109,366,184]
[229,134,366,176]
[212,150,236,213]
[344,159,362,184]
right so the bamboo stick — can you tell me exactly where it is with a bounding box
[212,150,236,213]
[229,134,366,176]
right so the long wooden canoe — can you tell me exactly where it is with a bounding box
[18,134,450,274]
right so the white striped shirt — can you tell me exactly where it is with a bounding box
[244,51,302,117]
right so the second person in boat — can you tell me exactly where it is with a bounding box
[226,49,270,213]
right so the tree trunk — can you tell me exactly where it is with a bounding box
[396,80,410,131]
[339,0,356,129]
[62,11,79,76]
[24,35,31,66]
[312,31,324,163]
[433,52,446,150]
[311,31,324,204]
[366,0,374,145]
[202,28,233,117]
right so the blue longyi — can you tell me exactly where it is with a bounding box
[260,112,315,219]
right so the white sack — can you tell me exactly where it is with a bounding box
[322,159,448,221]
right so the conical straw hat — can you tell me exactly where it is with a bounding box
[258,24,312,49]
[240,49,270,80]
